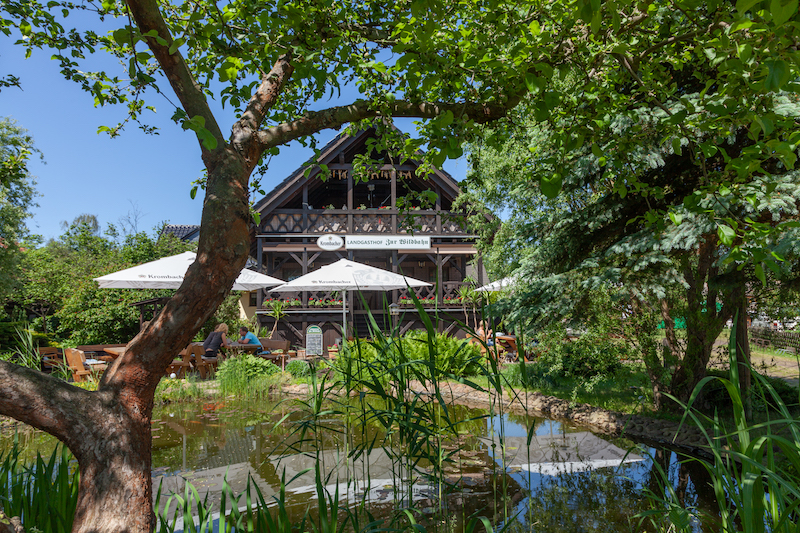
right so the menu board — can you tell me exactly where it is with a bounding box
[306,325,323,356]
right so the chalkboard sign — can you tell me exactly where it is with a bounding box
[306,325,323,356]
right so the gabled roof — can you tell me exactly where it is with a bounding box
[160,224,201,241]
[253,127,463,216]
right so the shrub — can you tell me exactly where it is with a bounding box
[501,361,555,389]
[335,331,483,383]
[536,323,627,380]
[217,353,280,396]
[285,359,311,378]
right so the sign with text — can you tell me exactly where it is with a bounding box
[316,234,344,251]
[345,235,430,250]
[305,325,323,356]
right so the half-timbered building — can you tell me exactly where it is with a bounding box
[249,128,487,351]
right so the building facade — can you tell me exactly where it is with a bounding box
[250,128,487,351]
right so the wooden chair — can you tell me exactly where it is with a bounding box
[64,348,107,383]
[37,347,63,371]
[166,347,192,379]
[189,344,217,379]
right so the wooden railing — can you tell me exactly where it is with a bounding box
[262,282,469,309]
[259,209,468,234]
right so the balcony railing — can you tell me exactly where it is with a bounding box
[259,209,468,235]
[260,282,469,310]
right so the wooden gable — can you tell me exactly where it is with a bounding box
[253,127,464,217]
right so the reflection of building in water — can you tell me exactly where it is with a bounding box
[481,433,643,476]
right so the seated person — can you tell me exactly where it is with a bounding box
[238,326,260,345]
[476,321,494,346]
[202,323,229,359]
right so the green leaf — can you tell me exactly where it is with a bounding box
[730,19,754,32]
[771,0,798,26]
[112,28,130,45]
[754,263,766,285]
[669,212,683,225]
[197,129,217,150]
[665,110,687,125]
[671,137,683,155]
[699,141,718,158]
[736,0,762,13]
[528,20,541,36]
[168,38,184,55]
[718,224,736,245]
[540,172,562,198]
[190,185,198,199]
[764,59,790,91]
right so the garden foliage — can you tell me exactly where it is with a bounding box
[335,330,483,382]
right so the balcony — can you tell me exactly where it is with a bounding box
[258,209,469,235]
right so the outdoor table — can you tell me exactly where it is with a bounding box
[259,352,289,370]
[226,342,262,353]
[103,346,126,358]
[494,334,516,351]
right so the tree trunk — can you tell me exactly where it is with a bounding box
[69,410,154,532]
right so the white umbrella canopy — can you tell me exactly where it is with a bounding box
[94,251,284,291]
[269,258,431,336]
[476,276,517,292]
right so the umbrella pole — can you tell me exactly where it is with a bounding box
[342,290,347,343]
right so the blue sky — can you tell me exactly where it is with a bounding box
[1,40,469,242]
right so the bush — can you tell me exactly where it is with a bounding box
[217,353,280,395]
[536,323,627,380]
[501,361,555,389]
[335,331,483,383]
[285,359,311,378]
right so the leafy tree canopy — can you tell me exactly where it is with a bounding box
[0,118,38,302]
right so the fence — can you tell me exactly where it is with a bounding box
[749,327,800,353]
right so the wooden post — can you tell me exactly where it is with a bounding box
[435,185,442,233]
[391,169,397,233]
[347,169,354,233]
[302,182,309,232]
[437,246,443,332]
[256,237,264,308]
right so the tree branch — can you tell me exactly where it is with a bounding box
[232,53,294,173]
[0,362,95,443]
[124,0,225,153]
[257,98,521,151]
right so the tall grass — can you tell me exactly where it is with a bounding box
[217,352,288,399]
[640,319,800,532]
[0,440,79,533]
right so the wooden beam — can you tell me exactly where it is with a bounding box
[302,183,309,232]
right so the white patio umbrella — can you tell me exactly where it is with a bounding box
[94,251,284,290]
[476,276,517,292]
[269,258,431,336]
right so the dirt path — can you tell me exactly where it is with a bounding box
[708,340,800,387]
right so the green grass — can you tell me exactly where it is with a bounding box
[459,360,655,414]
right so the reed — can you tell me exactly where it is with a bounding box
[0,440,79,533]
[640,318,800,532]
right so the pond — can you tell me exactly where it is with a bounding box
[2,393,718,533]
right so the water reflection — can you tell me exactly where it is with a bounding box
[1,398,715,532]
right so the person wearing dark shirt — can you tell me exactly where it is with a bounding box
[202,323,229,359]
